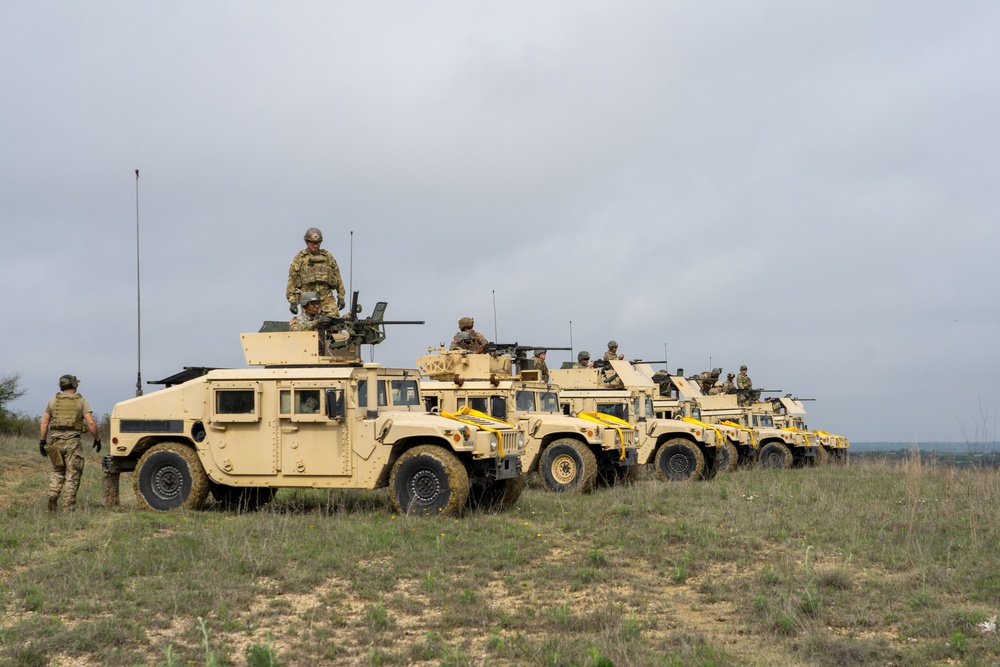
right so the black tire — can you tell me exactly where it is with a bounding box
[596,463,639,488]
[467,475,524,512]
[210,482,276,512]
[134,442,210,511]
[539,439,598,493]
[812,444,829,466]
[758,442,793,470]
[654,438,705,482]
[713,441,739,475]
[389,445,470,516]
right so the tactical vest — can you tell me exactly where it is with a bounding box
[51,393,84,431]
[299,253,340,288]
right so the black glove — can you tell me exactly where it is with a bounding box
[316,315,334,328]
[289,302,299,315]
[337,297,346,311]
[93,440,102,453]
[39,440,47,457]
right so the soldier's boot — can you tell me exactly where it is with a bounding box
[47,496,58,513]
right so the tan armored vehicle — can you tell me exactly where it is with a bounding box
[766,396,850,465]
[550,359,721,481]
[657,375,816,469]
[417,347,639,493]
[103,301,525,516]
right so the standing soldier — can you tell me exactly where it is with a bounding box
[450,317,489,353]
[533,349,550,383]
[603,340,624,362]
[38,374,101,512]
[736,365,756,406]
[286,227,346,317]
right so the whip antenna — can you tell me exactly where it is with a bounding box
[569,320,574,359]
[492,290,498,341]
[349,230,353,302]
[134,169,143,397]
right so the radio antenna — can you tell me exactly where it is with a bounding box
[569,320,574,358]
[492,290,498,341]
[134,169,143,397]
[349,230,354,303]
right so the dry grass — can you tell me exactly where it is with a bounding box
[2,437,1000,666]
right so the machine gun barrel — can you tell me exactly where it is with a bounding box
[629,359,668,365]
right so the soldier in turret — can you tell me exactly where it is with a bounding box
[721,372,736,395]
[289,292,333,332]
[286,227,345,317]
[450,317,489,353]
[39,374,101,512]
[695,367,722,394]
[533,349,550,383]
[576,351,593,368]
[737,365,757,405]
[603,340,624,362]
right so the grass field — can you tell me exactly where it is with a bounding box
[2,435,999,666]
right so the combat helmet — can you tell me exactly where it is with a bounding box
[578,351,591,361]
[304,227,323,243]
[607,340,618,349]
[59,374,79,389]
[458,317,474,329]
[711,367,722,377]
[533,349,546,357]
[740,365,748,371]
[300,291,321,306]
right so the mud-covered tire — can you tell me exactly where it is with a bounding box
[390,445,470,516]
[539,439,598,493]
[713,441,739,475]
[134,442,210,511]
[210,483,276,512]
[812,445,829,466]
[467,475,524,512]
[758,442,793,470]
[654,438,705,482]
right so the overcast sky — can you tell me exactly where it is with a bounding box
[2,1,998,443]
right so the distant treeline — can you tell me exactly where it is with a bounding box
[852,441,1000,453]
[851,448,1000,468]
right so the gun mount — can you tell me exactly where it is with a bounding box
[251,292,423,366]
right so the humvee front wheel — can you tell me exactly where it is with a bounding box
[134,443,210,511]
[539,439,597,493]
[390,445,470,516]
[713,441,739,475]
[813,445,829,466]
[468,475,524,512]
[654,439,705,481]
[758,442,793,469]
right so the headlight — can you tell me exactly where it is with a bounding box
[460,426,471,442]
[489,433,498,452]
[517,432,525,447]
[613,431,621,446]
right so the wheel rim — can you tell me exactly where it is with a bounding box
[409,468,442,504]
[667,452,692,476]
[152,464,183,500]
[550,453,578,484]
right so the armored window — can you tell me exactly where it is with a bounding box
[390,380,420,406]
[467,397,489,413]
[514,390,536,412]
[756,414,774,428]
[357,380,388,408]
[423,396,440,412]
[296,389,321,414]
[216,390,255,414]
[597,403,627,421]
[689,406,702,421]
[539,392,559,413]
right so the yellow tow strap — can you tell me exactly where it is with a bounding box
[721,420,758,448]
[680,416,724,448]
[578,411,630,460]
[441,407,515,458]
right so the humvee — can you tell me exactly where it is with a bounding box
[766,396,850,465]
[103,304,525,516]
[655,376,816,469]
[417,348,639,493]
[550,360,721,481]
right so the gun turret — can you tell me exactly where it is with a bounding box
[481,343,572,377]
[319,291,424,352]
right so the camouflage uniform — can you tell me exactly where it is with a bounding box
[737,370,756,406]
[43,392,93,511]
[289,311,323,332]
[286,249,345,317]
[450,329,489,353]
[533,353,550,383]
[722,379,736,394]
[603,349,620,362]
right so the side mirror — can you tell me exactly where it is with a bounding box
[325,388,345,420]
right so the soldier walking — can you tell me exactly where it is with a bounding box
[39,374,101,512]
[286,227,346,317]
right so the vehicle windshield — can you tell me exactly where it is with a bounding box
[597,403,628,421]
[390,380,420,406]
[754,414,774,428]
[515,390,536,412]
[357,380,388,408]
[467,397,489,413]
[539,392,560,413]
[633,397,654,419]
[688,405,702,421]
